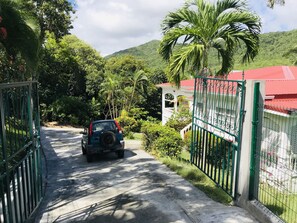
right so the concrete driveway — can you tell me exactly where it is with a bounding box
[31,127,258,223]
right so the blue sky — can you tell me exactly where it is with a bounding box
[70,0,297,56]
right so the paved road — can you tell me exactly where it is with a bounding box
[31,127,258,223]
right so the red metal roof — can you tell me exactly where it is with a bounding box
[158,66,297,112]
[266,80,297,95]
[157,79,195,88]
[265,99,297,113]
[228,66,297,80]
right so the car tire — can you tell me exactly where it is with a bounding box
[101,131,116,148]
[81,140,86,155]
[86,154,92,162]
[117,150,124,158]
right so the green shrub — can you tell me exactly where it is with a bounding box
[116,110,138,135]
[141,121,183,158]
[50,96,89,125]
[141,121,162,151]
[165,106,191,131]
[125,131,135,139]
[183,130,192,151]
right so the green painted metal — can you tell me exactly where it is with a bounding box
[251,100,297,223]
[0,81,43,223]
[191,77,246,198]
[249,82,260,200]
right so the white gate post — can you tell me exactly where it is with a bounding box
[237,80,265,204]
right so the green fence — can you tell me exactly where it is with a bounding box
[191,77,245,198]
[251,101,297,223]
[0,82,43,223]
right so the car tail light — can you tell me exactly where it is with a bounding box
[114,120,122,133]
[89,122,93,136]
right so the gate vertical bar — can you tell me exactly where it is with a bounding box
[34,82,43,203]
[0,88,13,223]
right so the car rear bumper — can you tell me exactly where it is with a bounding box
[86,140,125,155]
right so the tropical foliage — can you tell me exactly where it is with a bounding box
[39,33,105,124]
[39,36,163,125]
[2,0,295,129]
[284,45,297,65]
[0,0,41,81]
[23,0,75,41]
[158,0,261,86]
[0,0,75,82]
[141,122,183,158]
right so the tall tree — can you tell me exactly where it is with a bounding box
[0,0,41,80]
[159,0,261,86]
[102,55,152,118]
[24,0,75,41]
[100,73,121,119]
[39,33,105,104]
[127,70,148,112]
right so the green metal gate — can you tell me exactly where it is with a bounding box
[191,77,245,198]
[0,82,43,222]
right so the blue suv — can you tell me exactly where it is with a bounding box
[81,120,125,162]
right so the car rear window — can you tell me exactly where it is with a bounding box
[92,121,116,132]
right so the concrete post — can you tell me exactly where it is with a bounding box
[237,80,265,203]
[235,80,283,223]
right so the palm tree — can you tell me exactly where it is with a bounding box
[267,0,285,8]
[127,70,148,112]
[100,73,121,119]
[0,0,40,77]
[159,0,261,86]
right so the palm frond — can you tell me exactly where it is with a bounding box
[0,0,41,73]
[216,11,261,36]
[159,0,261,86]
[216,0,247,15]
[169,43,204,87]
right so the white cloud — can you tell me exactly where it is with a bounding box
[71,0,297,56]
[71,0,184,56]
[249,0,297,33]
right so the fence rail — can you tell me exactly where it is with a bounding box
[0,81,42,223]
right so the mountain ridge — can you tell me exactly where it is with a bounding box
[109,29,297,71]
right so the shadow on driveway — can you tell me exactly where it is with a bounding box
[29,127,258,223]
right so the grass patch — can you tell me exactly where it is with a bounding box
[124,132,143,140]
[179,149,191,160]
[259,183,297,223]
[133,133,143,140]
[160,156,232,205]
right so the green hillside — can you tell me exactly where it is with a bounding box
[234,30,297,70]
[109,29,297,72]
[108,40,167,70]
